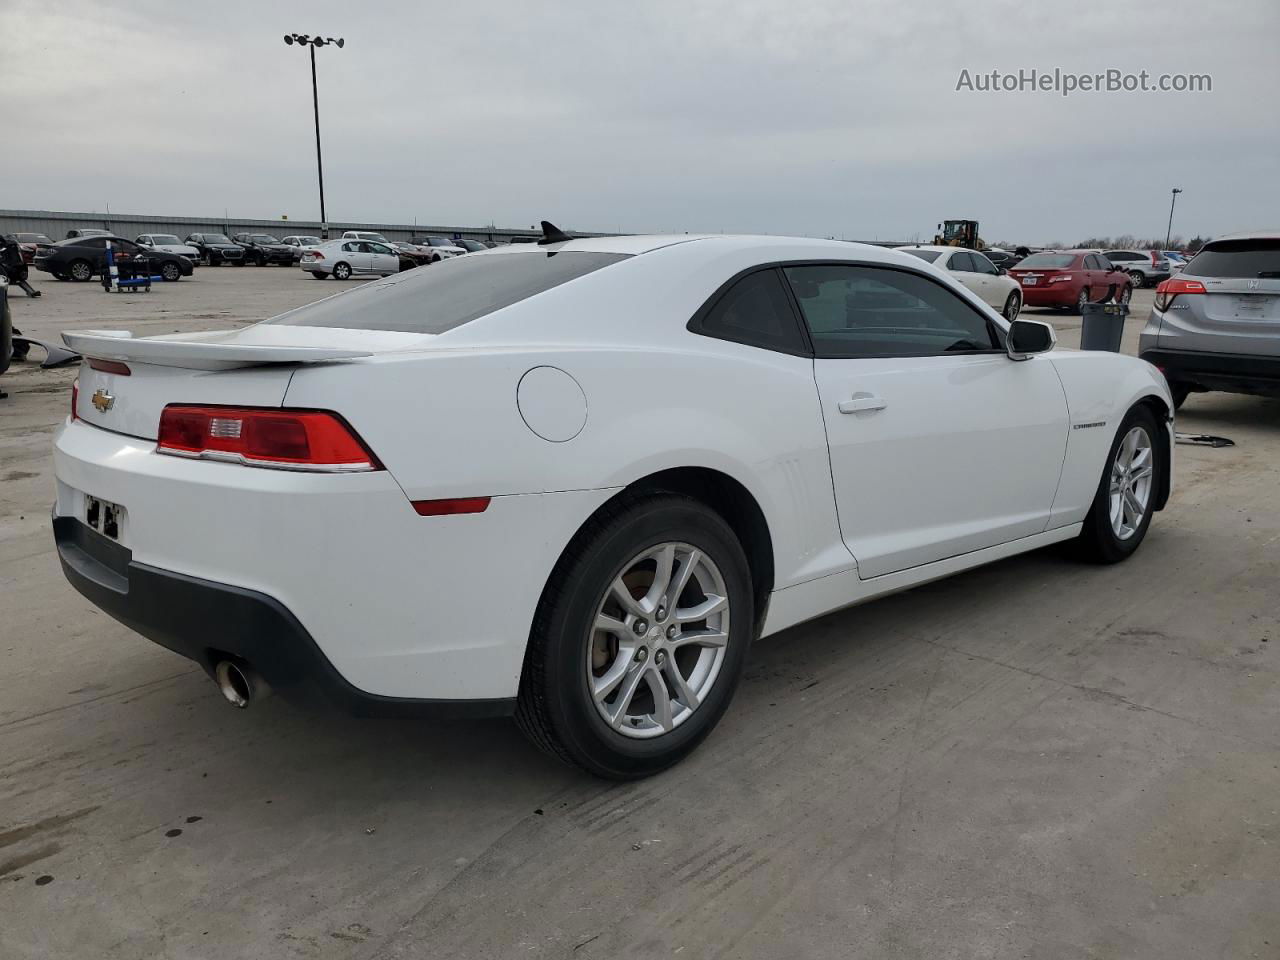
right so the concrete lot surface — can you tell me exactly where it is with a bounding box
[2,267,1278,959]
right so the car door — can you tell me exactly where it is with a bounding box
[945,250,986,303]
[345,241,373,273]
[1085,255,1111,296]
[367,242,398,274]
[968,252,1005,308]
[784,262,1069,579]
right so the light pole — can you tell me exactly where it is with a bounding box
[284,33,344,239]
[1165,187,1183,250]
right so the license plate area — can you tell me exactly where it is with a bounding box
[1022,277,1038,286]
[85,495,124,542]
[1233,295,1271,318]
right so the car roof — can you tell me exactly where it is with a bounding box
[1206,230,1280,243]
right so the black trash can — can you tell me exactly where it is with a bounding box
[1079,302,1127,352]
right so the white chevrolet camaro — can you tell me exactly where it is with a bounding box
[54,233,1173,778]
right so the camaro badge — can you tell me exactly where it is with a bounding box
[91,389,115,413]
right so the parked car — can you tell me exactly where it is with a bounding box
[55,234,1172,778]
[982,248,1021,270]
[341,230,392,244]
[13,232,54,265]
[895,245,1024,321]
[1161,251,1188,275]
[185,233,246,266]
[136,234,201,264]
[1009,251,1131,312]
[392,241,433,268]
[452,238,489,253]
[1139,231,1280,408]
[410,236,467,261]
[233,233,295,266]
[298,238,400,280]
[1103,250,1173,288]
[279,236,324,264]
[65,228,113,240]
[34,236,194,282]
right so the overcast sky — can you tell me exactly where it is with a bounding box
[5,0,1278,245]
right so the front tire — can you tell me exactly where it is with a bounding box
[1129,270,1145,289]
[1075,405,1162,563]
[516,493,753,779]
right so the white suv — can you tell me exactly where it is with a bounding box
[1104,250,1172,288]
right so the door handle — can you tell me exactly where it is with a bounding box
[838,395,887,414]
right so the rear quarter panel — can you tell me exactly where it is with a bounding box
[283,339,850,592]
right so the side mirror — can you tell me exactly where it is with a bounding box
[998,266,1007,275]
[1007,319,1056,360]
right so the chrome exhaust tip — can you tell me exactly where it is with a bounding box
[214,660,268,708]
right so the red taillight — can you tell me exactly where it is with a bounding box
[157,405,381,472]
[88,358,131,376]
[411,496,491,516]
[1153,276,1206,312]
[1151,250,1160,267]
[71,379,79,421]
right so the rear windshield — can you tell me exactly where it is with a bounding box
[1183,240,1280,278]
[1016,253,1076,269]
[266,251,630,334]
[899,249,942,263]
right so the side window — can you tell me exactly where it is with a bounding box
[1085,255,1102,270]
[691,268,808,355]
[948,251,974,272]
[971,254,998,275]
[342,242,356,252]
[1108,251,1131,262]
[784,264,999,359]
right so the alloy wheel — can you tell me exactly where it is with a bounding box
[1109,426,1153,540]
[70,260,92,281]
[586,542,730,739]
[1003,292,1021,322]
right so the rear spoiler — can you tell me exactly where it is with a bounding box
[61,330,373,371]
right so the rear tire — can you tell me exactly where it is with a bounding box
[1002,291,1021,322]
[160,261,181,282]
[515,493,753,779]
[333,261,352,280]
[69,259,93,282]
[1075,405,1162,564]
[1075,287,1091,313]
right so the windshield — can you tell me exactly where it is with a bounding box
[266,251,629,334]
[16,234,52,243]
[205,234,231,243]
[1183,239,1280,278]
[899,249,942,263]
[250,235,280,243]
[151,235,181,244]
[455,239,486,251]
[1016,253,1076,269]
[426,237,455,247]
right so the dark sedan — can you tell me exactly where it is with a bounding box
[233,233,295,266]
[34,237,194,282]
[185,233,246,266]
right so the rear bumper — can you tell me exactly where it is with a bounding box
[1020,283,1079,307]
[54,515,513,717]
[1139,347,1280,397]
[52,418,614,704]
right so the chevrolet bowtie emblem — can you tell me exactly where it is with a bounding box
[91,389,115,413]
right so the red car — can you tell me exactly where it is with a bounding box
[13,232,55,265]
[1008,250,1132,312]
